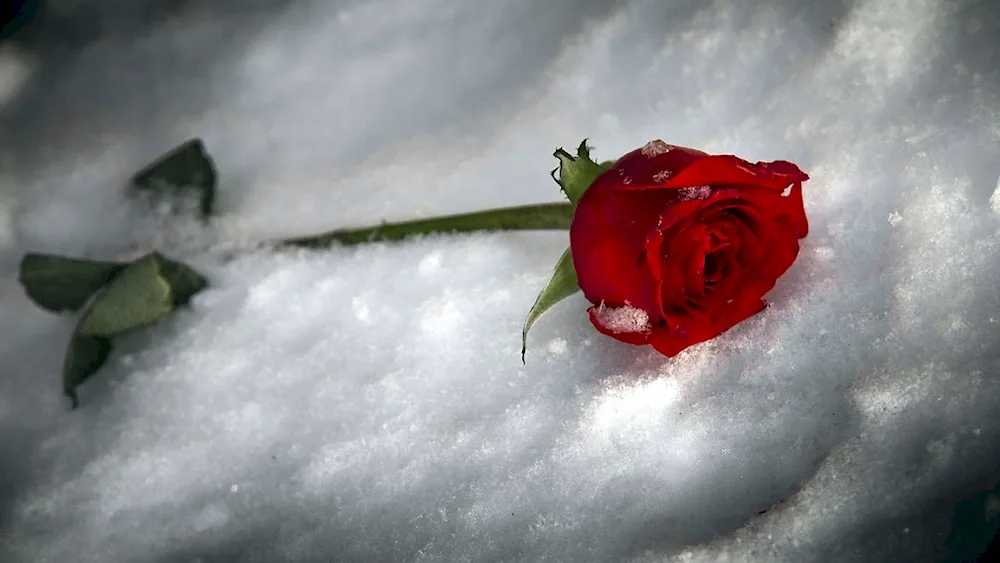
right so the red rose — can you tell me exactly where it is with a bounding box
[569,140,809,357]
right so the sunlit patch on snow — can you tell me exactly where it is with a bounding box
[418,292,466,338]
[547,337,568,356]
[352,294,372,324]
[587,377,682,433]
[418,250,444,276]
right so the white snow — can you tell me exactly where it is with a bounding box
[653,169,673,183]
[593,303,652,334]
[640,140,674,157]
[991,176,1000,216]
[677,185,713,201]
[2,0,1000,562]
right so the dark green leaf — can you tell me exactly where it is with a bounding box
[18,253,125,313]
[521,247,581,362]
[60,252,208,407]
[77,254,175,337]
[155,253,208,306]
[550,139,614,205]
[62,334,112,409]
[130,138,217,219]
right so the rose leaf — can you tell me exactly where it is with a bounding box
[18,253,126,313]
[63,252,208,407]
[550,139,614,205]
[130,138,218,219]
[62,335,113,410]
[521,247,581,362]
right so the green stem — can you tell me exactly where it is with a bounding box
[281,202,575,249]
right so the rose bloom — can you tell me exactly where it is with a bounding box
[569,140,809,357]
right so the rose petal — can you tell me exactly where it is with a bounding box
[611,142,709,187]
[779,181,809,238]
[618,155,809,193]
[667,224,708,300]
[719,291,769,332]
[656,198,707,236]
[570,163,676,313]
[650,288,770,357]
[766,236,801,280]
[707,252,741,304]
[644,228,664,281]
[648,314,725,357]
[642,199,706,313]
[658,258,687,312]
[683,230,710,300]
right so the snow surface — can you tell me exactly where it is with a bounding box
[2,0,1000,561]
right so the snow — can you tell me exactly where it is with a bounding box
[2,0,1000,562]
[641,140,675,157]
[593,303,652,334]
[677,186,713,201]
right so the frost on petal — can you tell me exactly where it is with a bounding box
[653,170,673,183]
[678,186,712,200]
[640,140,675,157]
[620,155,809,193]
[593,302,651,334]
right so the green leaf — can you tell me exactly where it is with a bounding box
[156,254,209,306]
[18,253,126,313]
[130,138,217,219]
[551,139,614,205]
[77,253,176,337]
[521,247,581,362]
[61,252,207,407]
[62,335,112,409]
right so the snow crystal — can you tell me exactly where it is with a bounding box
[678,185,712,200]
[653,169,673,183]
[593,303,651,334]
[640,139,674,157]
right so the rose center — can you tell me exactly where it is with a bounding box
[704,252,722,284]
